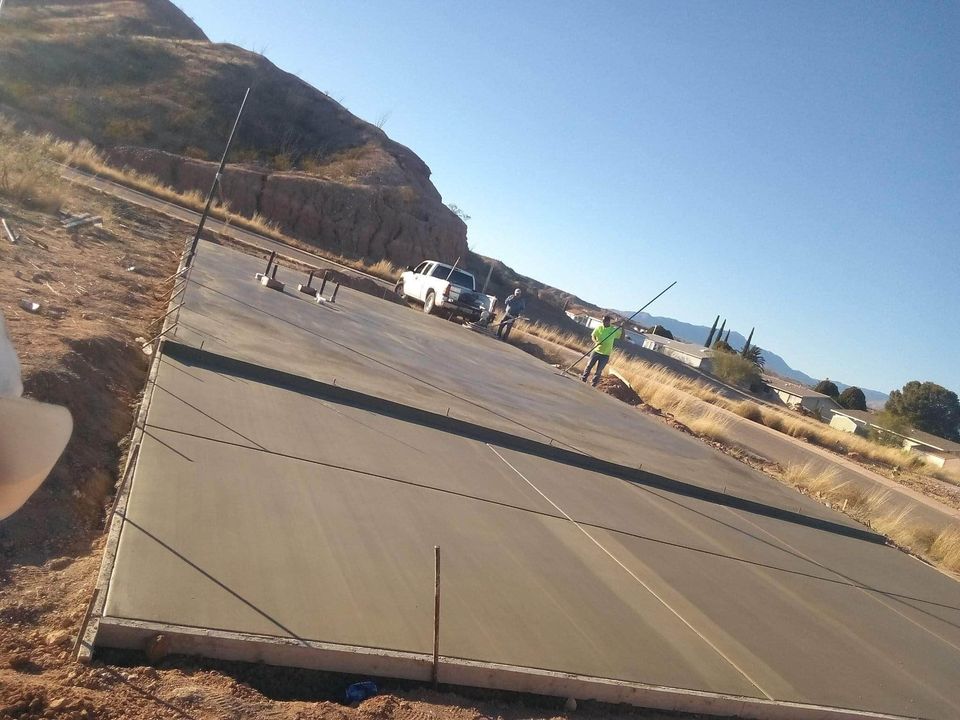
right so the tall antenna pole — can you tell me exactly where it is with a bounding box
[562,280,676,374]
[185,87,250,268]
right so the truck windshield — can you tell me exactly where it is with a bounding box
[430,264,475,290]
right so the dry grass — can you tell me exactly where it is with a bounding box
[522,319,938,477]
[520,320,960,574]
[364,258,403,281]
[1,122,404,283]
[779,463,960,573]
[0,118,69,212]
[929,526,960,572]
[516,320,591,354]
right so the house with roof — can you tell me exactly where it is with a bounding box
[641,334,713,371]
[565,311,645,344]
[765,377,842,418]
[828,408,960,471]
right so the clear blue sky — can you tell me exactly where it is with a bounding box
[175,0,959,396]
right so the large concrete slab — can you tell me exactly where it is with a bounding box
[95,241,960,719]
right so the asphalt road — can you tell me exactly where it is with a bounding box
[99,241,960,719]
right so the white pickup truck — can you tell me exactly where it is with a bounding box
[395,261,494,322]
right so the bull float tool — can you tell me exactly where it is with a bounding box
[559,280,677,377]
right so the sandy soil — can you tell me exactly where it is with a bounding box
[0,189,700,720]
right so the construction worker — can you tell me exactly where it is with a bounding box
[497,288,525,340]
[581,314,622,386]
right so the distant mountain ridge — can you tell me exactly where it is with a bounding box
[623,311,889,409]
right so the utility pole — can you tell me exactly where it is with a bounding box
[184,87,250,269]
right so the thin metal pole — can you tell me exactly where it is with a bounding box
[563,280,677,373]
[318,271,328,295]
[263,250,276,276]
[445,257,461,281]
[330,282,340,302]
[185,87,250,268]
[432,545,441,688]
[481,264,494,294]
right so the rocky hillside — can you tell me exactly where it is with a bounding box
[0,0,467,265]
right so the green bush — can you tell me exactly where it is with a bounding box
[711,351,761,388]
[838,386,867,410]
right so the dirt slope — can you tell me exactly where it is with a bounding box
[0,0,468,267]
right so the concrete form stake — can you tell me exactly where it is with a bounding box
[271,263,279,279]
[432,545,441,688]
[330,283,340,302]
[319,272,328,295]
[264,251,276,276]
[307,270,315,287]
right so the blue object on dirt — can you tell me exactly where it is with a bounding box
[346,681,378,703]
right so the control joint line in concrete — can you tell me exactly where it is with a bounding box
[724,506,960,656]
[485,444,774,701]
[144,423,922,602]
[188,277,588,457]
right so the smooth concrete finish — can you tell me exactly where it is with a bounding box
[97,241,960,719]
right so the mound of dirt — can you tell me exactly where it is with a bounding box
[595,375,641,406]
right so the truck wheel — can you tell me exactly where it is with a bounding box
[395,280,405,298]
[424,290,437,315]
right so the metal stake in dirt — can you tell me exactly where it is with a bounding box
[562,280,677,375]
[318,271,329,295]
[263,251,276,276]
[184,87,250,269]
[432,545,441,688]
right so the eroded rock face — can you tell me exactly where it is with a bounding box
[108,147,468,267]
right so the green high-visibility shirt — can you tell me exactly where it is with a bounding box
[592,325,622,355]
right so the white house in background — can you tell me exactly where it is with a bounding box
[828,408,960,471]
[565,312,645,344]
[565,312,603,330]
[765,377,842,418]
[641,334,713,371]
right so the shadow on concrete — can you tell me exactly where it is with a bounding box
[119,513,305,643]
[163,341,883,545]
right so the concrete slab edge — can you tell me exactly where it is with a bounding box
[79,243,192,662]
[93,619,911,720]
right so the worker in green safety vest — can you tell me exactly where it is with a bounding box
[580,314,622,386]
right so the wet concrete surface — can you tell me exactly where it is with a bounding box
[101,242,960,719]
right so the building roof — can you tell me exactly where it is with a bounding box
[829,409,960,454]
[764,377,835,401]
[902,428,960,454]
[829,408,875,424]
[641,334,712,359]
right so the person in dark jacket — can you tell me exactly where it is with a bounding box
[497,288,525,340]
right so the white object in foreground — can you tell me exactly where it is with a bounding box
[0,397,73,519]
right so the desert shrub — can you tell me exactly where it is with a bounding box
[711,351,761,388]
[732,401,763,422]
[814,379,840,398]
[183,146,209,160]
[0,120,66,211]
[838,386,867,410]
[271,153,293,171]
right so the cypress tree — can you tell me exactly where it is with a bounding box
[705,315,720,348]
